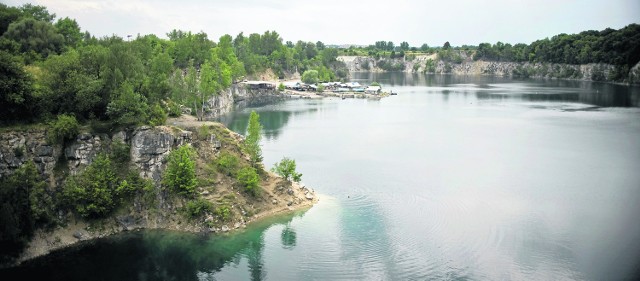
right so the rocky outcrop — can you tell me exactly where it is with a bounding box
[0,130,58,183]
[64,133,105,174]
[204,84,283,120]
[629,61,640,84]
[0,126,195,186]
[130,126,192,182]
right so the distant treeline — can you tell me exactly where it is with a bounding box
[0,3,346,125]
[473,24,640,67]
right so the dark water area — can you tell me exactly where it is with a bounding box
[3,74,640,280]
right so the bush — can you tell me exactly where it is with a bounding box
[237,166,259,196]
[184,198,212,220]
[165,99,182,117]
[271,157,302,182]
[162,145,198,196]
[147,103,167,127]
[215,152,239,176]
[214,205,231,221]
[62,153,118,218]
[317,84,325,92]
[116,171,149,200]
[47,114,79,144]
[278,83,285,92]
[197,124,211,139]
[301,70,319,84]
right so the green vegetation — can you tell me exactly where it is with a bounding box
[302,69,319,84]
[272,157,302,182]
[215,205,231,222]
[237,166,260,196]
[0,161,52,263]
[184,198,213,220]
[62,153,119,218]
[162,145,198,196]
[47,114,79,144]
[243,111,263,166]
[317,84,325,92]
[278,82,285,92]
[215,152,240,176]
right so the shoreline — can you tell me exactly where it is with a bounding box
[14,185,319,266]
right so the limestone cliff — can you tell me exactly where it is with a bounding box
[338,55,637,84]
[203,84,283,120]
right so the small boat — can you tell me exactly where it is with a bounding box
[390,91,398,95]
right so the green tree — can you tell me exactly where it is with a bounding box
[2,18,64,62]
[237,166,259,196]
[0,50,35,123]
[19,4,55,23]
[0,161,50,263]
[0,4,23,35]
[400,41,409,51]
[62,153,119,218]
[40,49,103,118]
[54,17,81,48]
[106,81,149,126]
[243,111,263,165]
[271,157,302,182]
[278,83,285,92]
[163,145,198,196]
[301,69,319,84]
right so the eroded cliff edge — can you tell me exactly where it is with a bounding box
[0,121,317,265]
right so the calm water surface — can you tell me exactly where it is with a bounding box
[5,74,640,280]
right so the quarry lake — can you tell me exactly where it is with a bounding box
[6,73,640,280]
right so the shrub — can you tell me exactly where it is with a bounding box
[47,114,79,144]
[165,99,182,117]
[62,153,118,218]
[215,152,239,176]
[214,205,231,222]
[237,166,259,196]
[278,83,285,92]
[301,70,319,84]
[317,84,325,92]
[184,198,212,220]
[197,124,211,139]
[162,145,198,196]
[271,157,302,182]
[147,103,167,127]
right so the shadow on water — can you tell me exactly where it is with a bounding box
[0,210,307,281]
[351,72,640,107]
[218,102,319,140]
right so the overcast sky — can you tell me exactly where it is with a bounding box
[6,0,640,46]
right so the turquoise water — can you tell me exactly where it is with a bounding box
[4,74,640,280]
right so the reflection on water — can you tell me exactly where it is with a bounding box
[218,102,320,140]
[353,72,640,107]
[1,210,308,281]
